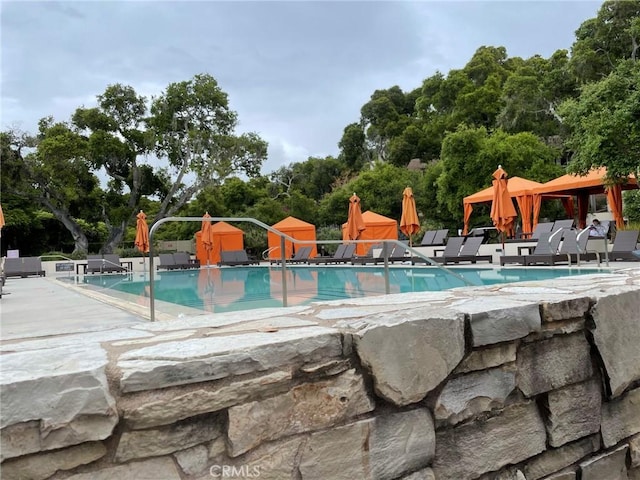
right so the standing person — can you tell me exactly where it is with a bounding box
[588,218,607,237]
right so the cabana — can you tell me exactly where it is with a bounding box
[195,221,244,265]
[267,216,318,260]
[463,177,573,238]
[342,210,398,256]
[533,168,638,229]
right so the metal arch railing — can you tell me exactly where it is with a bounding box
[148,216,476,322]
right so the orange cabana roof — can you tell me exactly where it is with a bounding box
[463,177,543,205]
[268,216,318,259]
[195,221,244,265]
[533,167,638,229]
[533,167,637,195]
[210,221,244,234]
[342,210,398,256]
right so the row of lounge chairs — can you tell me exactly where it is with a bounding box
[86,254,130,274]
[158,252,201,270]
[219,250,260,266]
[3,257,46,278]
[420,229,449,246]
[500,229,640,266]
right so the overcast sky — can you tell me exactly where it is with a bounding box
[1,1,601,175]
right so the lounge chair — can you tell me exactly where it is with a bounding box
[551,219,574,233]
[103,254,128,273]
[309,244,347,264]
[3,257,46,278]
[517,232,564,266]
[609,230,640,261]
[437,237,492,264]
[86,254,104,274]
[420,237,465,264]
[87,254,127,273]
[3,258,24,278]
[500,232,562,266]
[524,229,587,266]
[22,257,46,276]
[158,253,181,271]
[271,246,313,265]
[432,229,449,246]
[354,243,408,265]
[173,252,200,269]
[419,230,436,246]
[331,244,356,264]
[219,250,258,266]
[530,222,554,240]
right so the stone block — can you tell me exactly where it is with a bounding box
[399,468,435,480]
[0,441,106,480]
[580,444,628,480]
[540,297,590,323]
[477,468,526,479]
[601,387,640,448]
[589,290,640,397]
[227,369,373,456]
[454,343,517,374]
[541,472,576,480]
[516,333,593,397]
[451,297,541,346]
[193,437,302,480]
[351,308,465,406]
[434,367,516,425]
[123,370,291,429]
[0,345,118,459]
[432,402,547,480]
[545,378,602,447]
[118,326,342,392]
[523,435,600,480]
[630,467,640,480]
[115,415,222,462]
[630,434,640,468]
[299,409,435,480]
[174,445,209,476]
[0,421,41,462]
[65,457,181,480]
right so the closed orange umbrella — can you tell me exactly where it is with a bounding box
[0,204,5,235]
[490,166,518,239]
[134,210,149,253]
[346,193,366,241]
[200,212,215,265]
[400,187,420,246]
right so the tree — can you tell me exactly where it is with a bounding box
[559,60,640,179]
[68,74,268,252]
[437,125,561,225]
[570,1,640,83]
[1,123,105,254]
[338,123,369,171]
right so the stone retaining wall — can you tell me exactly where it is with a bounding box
[1,268,640,480]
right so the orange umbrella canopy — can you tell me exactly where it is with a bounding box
[400,187,420,245]
[463,177,543,236]
[346,193,366,241]
[134,210,149,253]
[490,166,518,235]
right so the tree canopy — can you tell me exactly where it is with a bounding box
[2,1,639,257]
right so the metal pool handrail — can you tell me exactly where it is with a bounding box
[148,216,475,322]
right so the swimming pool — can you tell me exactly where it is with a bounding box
[74,265,608,315]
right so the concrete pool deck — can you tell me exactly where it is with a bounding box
[1,262,638,345]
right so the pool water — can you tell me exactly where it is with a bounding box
[75,265,607,314]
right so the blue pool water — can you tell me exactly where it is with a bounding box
[75,265,607,314]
